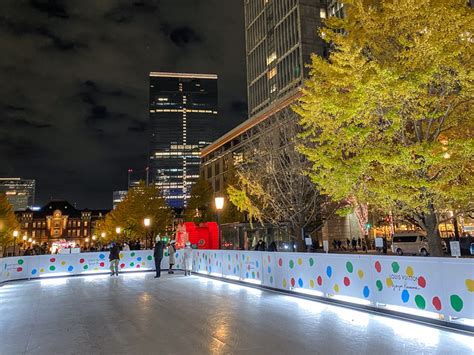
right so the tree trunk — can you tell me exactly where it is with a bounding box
[425,206,444,257]
[291,226,306,252]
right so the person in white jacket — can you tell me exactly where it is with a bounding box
[183,241,193,276]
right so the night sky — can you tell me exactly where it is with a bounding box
[0,0,247,210]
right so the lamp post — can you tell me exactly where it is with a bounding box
[215,197,224,249]
[22,235,27,254]
[13,230,19,256]
[144,218,151,249]
[116,227,122,245]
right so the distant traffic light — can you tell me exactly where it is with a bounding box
[366,222,372,229]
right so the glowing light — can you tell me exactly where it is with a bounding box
[215,197,224,210]
[330,294,372,306]
[294,288,324,297]
[13,230,19,238]
[243,278,262,285]
[28,238,32,243]
[22,235,27,241]
[116,227,121,234]
[39,272,70,278]
[144,218,151,227]
[101,232,106,238]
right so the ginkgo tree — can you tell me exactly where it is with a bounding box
[295,0,473,256]
[0,193,20,256]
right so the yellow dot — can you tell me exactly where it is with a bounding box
[283,279,287,288]
[297,258,303,265]
[94,268,99,271]
[40,268,44,273]
[119,253,124,259]
[358,270,364,279]
[6,272,10,277]
[310,279,315,288]
[406,266,414,277]
[61,261,66,266]
[141,262,146,266]
[465,279,474,292]
[386,278,393,288]
[334,284,340,293]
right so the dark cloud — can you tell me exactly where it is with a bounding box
[167,26,202,47]
[0,0,247,209]
[29,0,69,19]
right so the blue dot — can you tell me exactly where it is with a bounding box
[298,278,303,287]
[31,269,37,275]
[363,286,370,298]
[326,266,332,278]
[401,290,410,303]
[137,257,142,261]
[68,266,74,272]
[256,261,259,268]
[267,266,271,273]
[175,253,179,258]
[233,267,236,274]
[246,272,249,278]
[99,254,105,259]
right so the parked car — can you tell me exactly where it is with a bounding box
[392,232,430,256]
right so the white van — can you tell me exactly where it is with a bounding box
[391,232,429,256]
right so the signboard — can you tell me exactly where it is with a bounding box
[305,238,313,246]
[450,241,461,257]
[375,238,384,248]
[323,240,329,253]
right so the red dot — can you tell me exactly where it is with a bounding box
[136,264,140,268]
[79,258,85,264]
[17,267,23,272]
[50,258,55,263]
[268,255,271,262]
[317,276,323,286]
[375,261,382,273]
[291,278,296,287]
[99,262,105,267]
[278,258,283,267]
[120,263,125,268]
[418,276,426,288]
[257,272,260,279]
[344,277,350,287]
[432,296,442,311]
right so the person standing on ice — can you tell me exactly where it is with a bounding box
[153,235,164,278]
[168,240,176,274]
[183,241,193,276]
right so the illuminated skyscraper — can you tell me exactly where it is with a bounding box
[0,178,36,211]
[148,72,218,209]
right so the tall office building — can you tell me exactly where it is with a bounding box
[0,178,36,211]
[245,0,328,119]
[149,72,219,209]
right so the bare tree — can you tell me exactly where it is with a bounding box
[228,109,337,251]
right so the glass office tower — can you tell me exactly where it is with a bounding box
[148,72,218,209]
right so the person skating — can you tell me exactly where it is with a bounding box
[154,235,164,278]
[183,241,193,276]
[109,243,120,276]
[168,240,176,274]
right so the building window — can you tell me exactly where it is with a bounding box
[268,67,277,79]
[320,8,327,19]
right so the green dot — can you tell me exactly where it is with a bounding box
[147,255,152,260]
[131,252,135,257]
[376,280,383,291]
[309,258,314,266]
[289,260,294,269]
[391,262,400,273]
[415,295,426,309]
[450,295,463,312]
[130,262,134,267]
[252,271,255,278]
[49,265,55,271]
[18,259,24,265]
[346,261,353,273]
[83,265,89,270]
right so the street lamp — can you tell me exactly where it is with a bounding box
[13,230,19,256]
[116,227,122,244]
[92,235,97,241]
[101,232,106,238]
[215,197,224,249]
[144,218,151,249]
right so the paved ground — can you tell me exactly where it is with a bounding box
[1,272,472,355]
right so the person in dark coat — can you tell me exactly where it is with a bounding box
[153,235,164,278]
[109,243,120,276]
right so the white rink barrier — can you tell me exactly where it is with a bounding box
[192,250,474,326]
[1,250,473,326]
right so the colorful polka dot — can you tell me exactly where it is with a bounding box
[358,269,364,279]
[386,278,393,288]
[326,266,332,278]
[343,277,350,287]
[310,279,315,288]
[465,279,474,292]
[49,265,56,271]
[363,286,370,298]
[417,276,426,288]
[291,278,296,287]
[18,259,24,265]
[406,266,414,277]
[278,258,283,267]
[333,284,340,293]
[17,267,23,272]
[415,295,426,309]
[317,276,323,286]
[282,279,287,288]
[432,296,442,311]
[120,263,125,268]
[79,258,85,264]
[376,280,383,291]
[147,255,152,261]
[401,290,410,303]
[137,257,142,262]
[309,258,314,267]
[375,261,381,273]
[267,266,271,273]
[99,254,105,259]
[99,262,105,267]
[450,295,463,312]
[297,258,302,266]
[68,266,74,272]
[270,276,273,284]
[31,269,37,275]
[289,260,294,269]
[50,258,56,263]
[131,252,136,257]
[346,261,353,273]
[298,278,303,287]
[40,268,45,273]
[83,265,89,270]
[391,262,400,273]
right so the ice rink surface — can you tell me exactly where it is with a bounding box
[1,272,472,355]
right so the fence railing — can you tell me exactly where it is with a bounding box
[1,250,472,328]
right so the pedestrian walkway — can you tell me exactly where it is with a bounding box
[1,273,472,354]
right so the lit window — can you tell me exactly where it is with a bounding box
[266,52,277,65]
[320,8,326,19]
[268,68,277,79]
